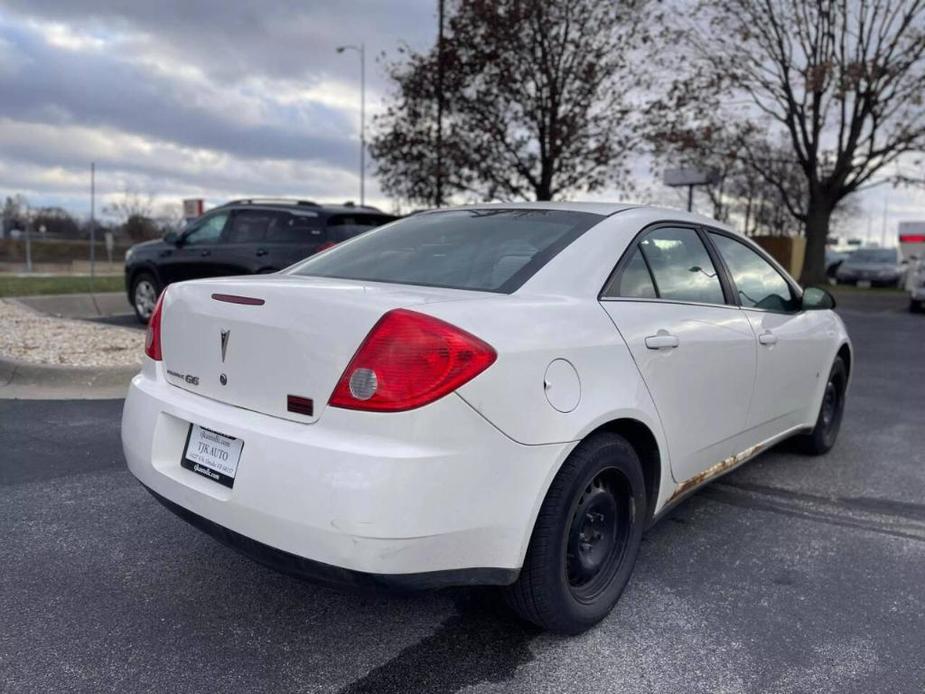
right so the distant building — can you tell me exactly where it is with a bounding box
[899,221,925,260]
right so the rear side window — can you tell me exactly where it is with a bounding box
[225,210,274,244]
[615,247,657,298]
[607,227,725,305]
[289,209,602,293]
[641,228,725,304]
[266,213,323,243]
[325,213,397,243]
[709,233,798,312]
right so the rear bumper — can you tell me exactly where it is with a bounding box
[143,484,518,590]
[122,362,569,584]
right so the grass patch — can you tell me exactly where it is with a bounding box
[0,275,124,298]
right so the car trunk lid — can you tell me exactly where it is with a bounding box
[160,275,488,423]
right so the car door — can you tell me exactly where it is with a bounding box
[600,225,757,483]
[707,231,830,441]
[220,208,277,274]
[159,210,231,284]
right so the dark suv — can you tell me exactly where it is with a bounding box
[124,199,395,322]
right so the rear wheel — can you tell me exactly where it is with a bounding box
[505,433,646,634]
[796,356,847,455]
[131,272,160,325]
[910,299,923,314]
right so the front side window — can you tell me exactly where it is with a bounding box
[184,211,229,245]
[289,209,602,293]
[710,232,798,312]
[615,227,725,304]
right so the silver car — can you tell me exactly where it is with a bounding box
[835,247,905,287]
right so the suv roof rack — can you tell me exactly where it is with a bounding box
[223,198,321,208]
[341,201,384,211]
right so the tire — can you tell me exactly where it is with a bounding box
[504,433,646,634]
[795,356,848,455]
[131,272,160,325]
[911,299,923,314]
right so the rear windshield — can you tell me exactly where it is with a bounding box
[288,208,602,292]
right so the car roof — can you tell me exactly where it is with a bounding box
[445,201,636,216]
[441,201,738,233]
[216,199,391,216]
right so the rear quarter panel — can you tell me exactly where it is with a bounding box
[423,296,676,513]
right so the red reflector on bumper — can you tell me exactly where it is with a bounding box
[287,395,314,416]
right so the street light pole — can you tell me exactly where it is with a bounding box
[436,0,445,208]
[337,43,366,206]
[90,162,96,292]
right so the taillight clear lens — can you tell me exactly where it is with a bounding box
[144,290,165,361]
[328,309,497,412]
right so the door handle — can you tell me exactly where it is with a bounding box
[256,248,268,257]
[758,331,778,346]
[645,331,680,350]
[200,249,211,257]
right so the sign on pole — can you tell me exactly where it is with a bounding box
[663,168,720,187]
[183,199,205,222]
[899,221,925,259]
[663,167,720,212]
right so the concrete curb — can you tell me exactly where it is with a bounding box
[10,292,132,320]
[0,355,137,400]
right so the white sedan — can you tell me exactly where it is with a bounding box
[122,203,852,633]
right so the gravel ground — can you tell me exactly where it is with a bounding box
[0,299,143,367]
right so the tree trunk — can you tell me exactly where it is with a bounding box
[535,169,553,201]
[800,199,834,286]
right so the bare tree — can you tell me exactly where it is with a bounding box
[1,194,29,236]
[104,188,159,242]
[371,0,655,205]
[651,0,925,283]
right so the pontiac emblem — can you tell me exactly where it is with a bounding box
[220,329,231,362]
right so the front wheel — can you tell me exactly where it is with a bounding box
[504,433,646,634]
[910,299,923,314]
[796,356,847,455]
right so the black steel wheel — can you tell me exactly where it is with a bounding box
[504,432,646,634]
[796,356,847,455]
[565,470,632,604]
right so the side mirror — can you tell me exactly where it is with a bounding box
[163,230,179,245]
[802,286,836,310]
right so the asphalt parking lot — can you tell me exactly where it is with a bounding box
[2,291,923,693]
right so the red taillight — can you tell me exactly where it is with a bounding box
[328,309,497,412]
[145,290,165,361]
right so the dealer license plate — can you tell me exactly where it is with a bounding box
[181,424,244,488]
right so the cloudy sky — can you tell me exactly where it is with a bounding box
[0,0,921,241]
[0,0,436,217]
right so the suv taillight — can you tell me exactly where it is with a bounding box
[145,291,165,361]
[328,309,496,412]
